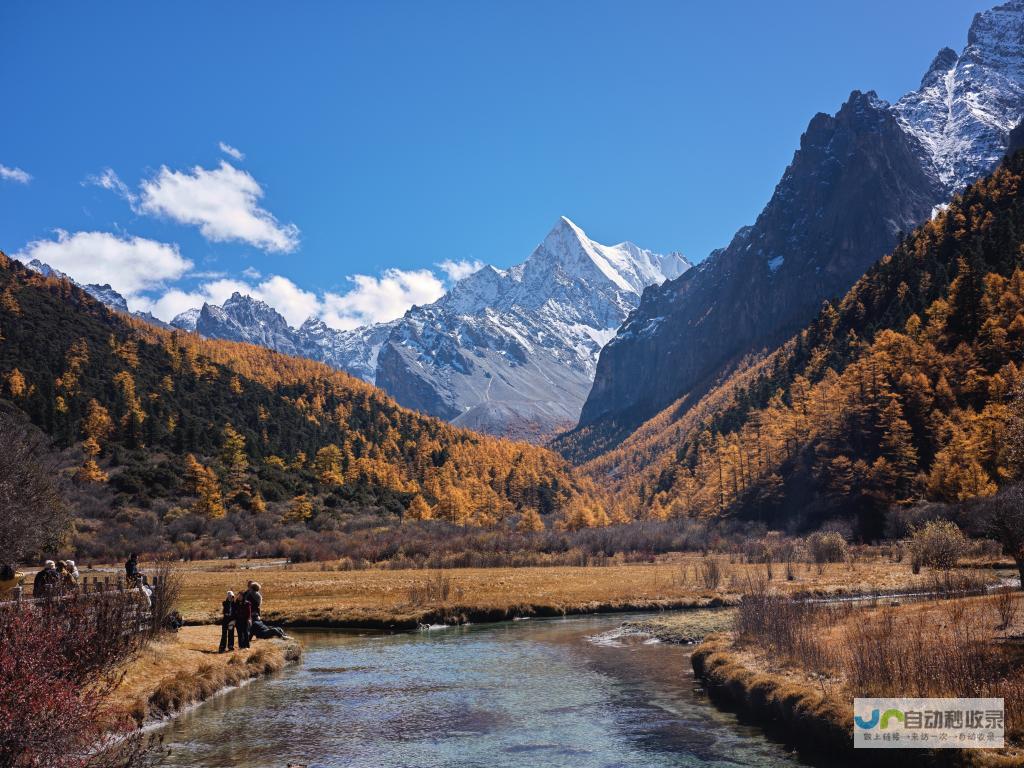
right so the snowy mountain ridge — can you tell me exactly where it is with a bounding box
[895,0,1024,192]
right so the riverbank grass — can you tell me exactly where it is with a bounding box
[692,591,1024,766]
[111,626,302,725]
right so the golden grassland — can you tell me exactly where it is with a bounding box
[692,592,1024,767]
[156,553,1003,628]
[110,625,301,725]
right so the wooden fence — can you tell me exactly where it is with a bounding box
[1,575,161,634]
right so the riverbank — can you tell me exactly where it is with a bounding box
[111,626,302,726]
[622,608,738,644]
[690,593,1024,767]
[169,554,976,628]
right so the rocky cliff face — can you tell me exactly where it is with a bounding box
[569,1,1024,461]
[573,92,943,452]
[189,293,303,357]
[375,217,689,439]
[170,294,390,382]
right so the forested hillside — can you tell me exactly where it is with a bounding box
[575,150,1024,539]
[0,255,589,557]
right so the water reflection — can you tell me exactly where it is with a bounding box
[158,615,805,768]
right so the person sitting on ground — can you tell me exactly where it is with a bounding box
[32,560,59,597]
[0,565,24,600]
[249,618,290,641]
[245,581,263,621]
[218,590,237,653]
[232,590,252,650]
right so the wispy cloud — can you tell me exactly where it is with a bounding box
[218,141,245,161]
[437,258,484,282]
[0,165,32,184]
[83,168,136,202]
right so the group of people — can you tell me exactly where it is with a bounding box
[29,559,80,597]
[218,581,288,652]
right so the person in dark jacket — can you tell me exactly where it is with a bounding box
[32,560,59,597]
[218,590,236,653]
[250,618,289,640]
[125,553,141,585]
[245,581,263,621]
[233,591,252,649]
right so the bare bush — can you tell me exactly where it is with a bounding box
[0,413,69,565]
[991,587,1019,630]
[807,531,847,564]
[843,603,1006,699]
[736,582,835,674]
[406,571,453,607]
[700,556,724,590]
[909,520,968,570]
[148,559,183,635]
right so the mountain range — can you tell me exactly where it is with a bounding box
[157,217,687,440]
[21,1,1024,459]
[561,0,1024,461]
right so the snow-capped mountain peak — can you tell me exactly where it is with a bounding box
[895,0,1024,191]
[25,259,130,314]
[533,216,683,296]
[171,308,200,331]
[374,217,690,438]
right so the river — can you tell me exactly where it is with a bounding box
[157,613,805,767]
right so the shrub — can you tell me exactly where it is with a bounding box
[700,555,724,590]
[807,531,848,564]
[0,592,153,767]
[909,520,968,570]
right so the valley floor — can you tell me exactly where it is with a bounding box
[152,553,1007,628]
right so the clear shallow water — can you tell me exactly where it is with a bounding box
[157,613,805,768]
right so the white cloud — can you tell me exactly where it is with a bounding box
[144,267,445,329]
[321,268,445,330]
[0,165,32,184]
[437,258,484,282]
[140,274,319,327]
[241,266,262,279]
[253,275,320,326]
[16,230,192,299]
[137,161,298,252]
[137,279,250,321]
[84,168,135,202]
[218,142,245,162]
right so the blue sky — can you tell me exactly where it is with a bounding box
[0,0,994,328]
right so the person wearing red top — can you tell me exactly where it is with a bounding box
[232,591,252,649]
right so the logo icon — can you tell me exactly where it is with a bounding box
[855,708,906,730]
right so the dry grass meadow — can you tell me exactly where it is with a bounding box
[141,551,1005,626]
